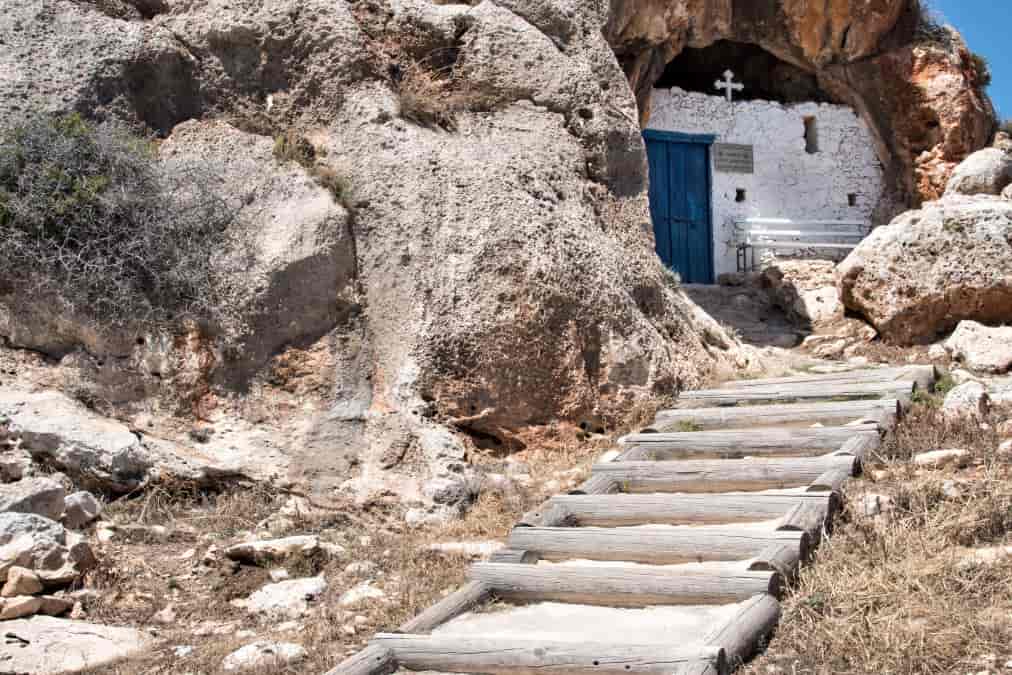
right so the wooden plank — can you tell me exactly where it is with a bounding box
[372,634,728,675]
[592,455,858,493]
[676,380,916,408]
[704,594,781,666]
[569,474,620,495]
[547,493,835,527]
[519,502,575,528]
[718,365,935,392]
[327,645,396,675]
[398,581,493,634]
[507,526,808,565]
[832,432,881,462]
[620,426,879,459]
[777,499,832,541]
[489,549,541,564]
[650,398,900,431]
[469,562,782,606]
[749,543,803,577]
[807,465,854,493]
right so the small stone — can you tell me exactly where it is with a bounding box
[269,568,290,582]
[344,561,377,576]
[338,581,386,608]
[857,494,891,517]
[225,536,321,566]
[942,382,990,418]
[153,604,176,624]
[62,492,102,530]
[942,480,963,498]
[240,576,327,619]
[2,566,42,597]
[222,641,307,672]
[341,624,356,636]
[69,601,86,619]
[0,595,43,619]
[174,645,195,658]
[274,620,302,633]
[913,448,970,468]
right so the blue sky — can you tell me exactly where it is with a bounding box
[933,1,1008,119]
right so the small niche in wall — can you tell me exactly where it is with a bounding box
[735,188,747,203]
[804,116,819,154]
[848,193,858,207]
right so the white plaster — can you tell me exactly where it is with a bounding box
[647,88,885,277]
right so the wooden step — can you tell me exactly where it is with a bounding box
[371,634,729,675]
[717,365,936,391]
[676,379,916,408]
[591,455,858,493]
[649,398,900,431]
[543,492,837,527]
[619,425,878,460]
[508,526,808,565]
[469,562,782,606]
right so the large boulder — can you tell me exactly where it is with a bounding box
[945,148,1012,197]
[944,321,1012,374]
[0,478,66,522]
[0,616,153,673]
[838,197,1012,344]
[0,0,757,507]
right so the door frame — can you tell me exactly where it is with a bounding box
[642,129,717,284]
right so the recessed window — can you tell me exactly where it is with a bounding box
[848,193,858,207]
[735,189,747,203]
[804,116,819,154]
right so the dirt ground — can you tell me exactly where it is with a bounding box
[71,421,617,674]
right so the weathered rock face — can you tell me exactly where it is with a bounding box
[607,0,995,207]
[837,197,1012,344]
[0,0,755,506]
[945,321,1012,374]
[945,148,1012,198]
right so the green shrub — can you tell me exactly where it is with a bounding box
[0,113,254,334]
[970,52,992,87]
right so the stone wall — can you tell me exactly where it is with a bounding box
[647,88,886,276]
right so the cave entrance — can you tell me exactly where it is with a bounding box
[643,40,886,281]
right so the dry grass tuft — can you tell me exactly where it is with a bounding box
[748,400,1012,674]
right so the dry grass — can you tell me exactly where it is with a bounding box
[747,400,1012,675]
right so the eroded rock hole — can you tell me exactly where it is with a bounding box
[655,41,839,105]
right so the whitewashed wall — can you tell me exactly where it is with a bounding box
[646,87,885,277]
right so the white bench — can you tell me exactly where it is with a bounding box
[734,218,869,271]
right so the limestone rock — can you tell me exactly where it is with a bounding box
[62,492,101,530]
[38,595,74,617]
[238,576,327,619]
[945,321,1012,374]
[945,148,1012,197]
[0,513,96,587]
[913,449,970,468]
[338,580,386,607]
[225,536,323,566]
[2,566,43,597]
[222,641,308,672]
[943,382,991,418]
[1003,184,1012,201]
[0,478,65,522]
[838,198,1012,344]
[0,616,153,673]
[0,595,43,620]
[0,449,33,484]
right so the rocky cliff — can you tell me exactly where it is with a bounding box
[0,0,992,511]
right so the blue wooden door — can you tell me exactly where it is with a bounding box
[644,131,714,284]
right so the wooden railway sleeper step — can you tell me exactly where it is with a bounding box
[649,398,901,432]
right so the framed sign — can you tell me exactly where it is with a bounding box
[713,143,754,174]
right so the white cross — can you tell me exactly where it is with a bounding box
[714,69,744,103]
